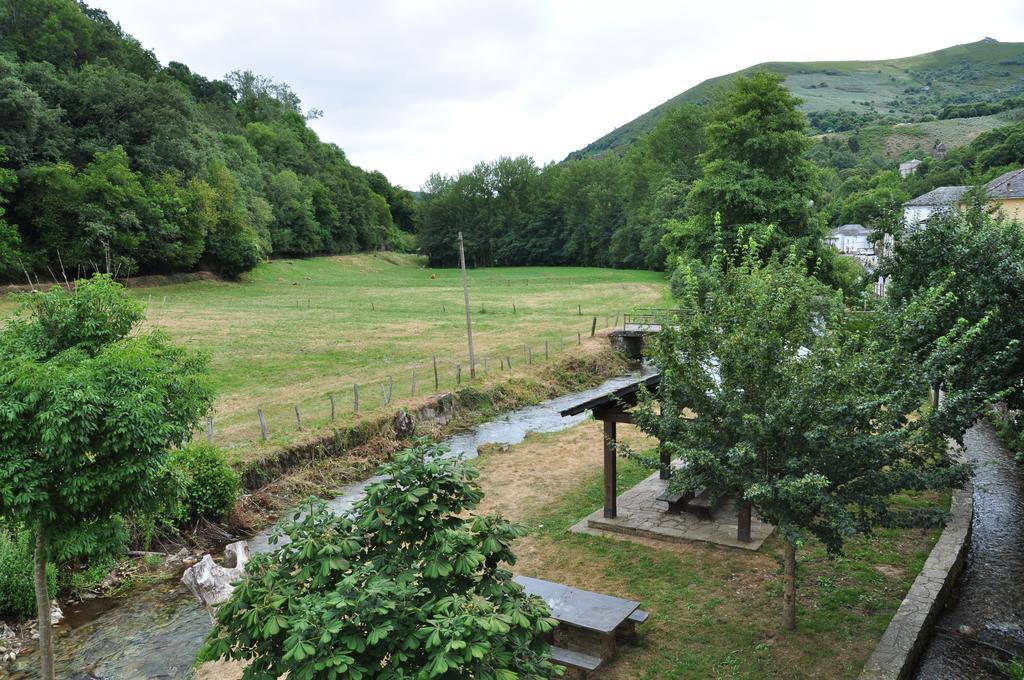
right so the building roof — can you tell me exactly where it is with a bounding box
[559,374,661,417]
[905,185,969,207]
[985,168,1024,200]
[899,159,922,169]
[829,223,870,238]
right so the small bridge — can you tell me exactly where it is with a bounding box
[612,308,688,359]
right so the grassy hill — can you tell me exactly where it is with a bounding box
[574,38,1024,158]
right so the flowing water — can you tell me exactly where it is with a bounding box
[7,369,652,679]
[914,420,1024,679]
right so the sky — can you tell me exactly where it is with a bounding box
[91,0,1024,190]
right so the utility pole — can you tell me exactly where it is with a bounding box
[458,232,476,378]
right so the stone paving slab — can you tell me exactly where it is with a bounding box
[569,471,774,551]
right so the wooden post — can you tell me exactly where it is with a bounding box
[329,394,336,422]
[591,317,597,337]
[544,341,549,360]
[206,416,214,443]
[456,363,462,385]
[411,370,417,397]
[371,302,375,312]
[528,346,533,365]
[387,376,394,404]
[660,447,670,480]
[738,503,752,543]
[294,405,302,430]
[433,356,439,390]
[353,384,360,415]
[513,302,517,314]
[578,304,582,316]
[442,303,446,313]
[458,232,477,378]
[483,357,488,372]
[506,356,512,370]
[258,409,268,442]
[614,314,619,328]
[577,332,581,346]
[603,419,617,518]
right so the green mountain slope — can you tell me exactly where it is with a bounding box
[573,38,1024,158]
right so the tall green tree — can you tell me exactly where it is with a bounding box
[0,275,213,679]
[664,72,823,265]
[200,441,562,679]
[882,197,1024,438]
[633,246,963,630]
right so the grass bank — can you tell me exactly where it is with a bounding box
[0,253,667,463]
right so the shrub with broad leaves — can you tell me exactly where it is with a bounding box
[199,439,563,679]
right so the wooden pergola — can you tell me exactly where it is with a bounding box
[559,374,664,519]
[559,372,752,542]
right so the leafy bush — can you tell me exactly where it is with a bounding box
[0,528,55,620]
[200,439,563,679]
[170,443,240,523]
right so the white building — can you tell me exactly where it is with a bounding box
[902,185,969,228]
[825,224,877,269]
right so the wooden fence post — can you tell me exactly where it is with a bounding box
[578,304,582,316]
[614,314,619,328]
[387,376,394,404]
[411,370,417,397]
[371,302,375,311]
[442,303,446,313]
[380,383,387,405]
[513,302,517,314]
[528,346,533,365]
[329,394,336,422]
[258,409,268,442]
[506,356,512,370]
[294,405,302,430]
[353,383,360,415]
[206,416,213,443]
[577,331,581,346]
[544,341,549,360]
[456,363,462,385]
[591,317,597,337]
[433,356,439,390]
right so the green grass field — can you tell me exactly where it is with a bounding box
[0,254,668,460]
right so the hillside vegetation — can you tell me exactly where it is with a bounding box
[574,38,1024,158]
[0,0,415,283]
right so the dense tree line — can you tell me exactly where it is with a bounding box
[420,74,865,297]
[0,0,414,281]
[418,103,705,270]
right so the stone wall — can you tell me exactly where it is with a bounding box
[859,480,974,679]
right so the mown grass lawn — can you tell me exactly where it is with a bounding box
[0,254,667,461]
[471,421,946,679]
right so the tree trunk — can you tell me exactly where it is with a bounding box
[34,529,54,680]
[782,539,797,631]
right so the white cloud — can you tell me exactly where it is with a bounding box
[91,0,1024,189]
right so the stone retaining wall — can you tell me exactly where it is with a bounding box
[859,480,974,679]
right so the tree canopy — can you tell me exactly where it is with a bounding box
[0,0,414,282]
[0,274,214,678]
[632,246,965,629]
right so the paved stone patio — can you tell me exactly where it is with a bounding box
[570,471,775,551]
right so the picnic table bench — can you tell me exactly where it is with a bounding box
[514,575,649,678]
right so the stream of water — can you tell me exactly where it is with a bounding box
[6,369,651,679]
[913,420,1024,679]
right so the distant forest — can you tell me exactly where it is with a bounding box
[418,98,1024,277]
[0,0,416,282]
[3,3,1024,285]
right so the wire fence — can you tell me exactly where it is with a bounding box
[197,310,630,448]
